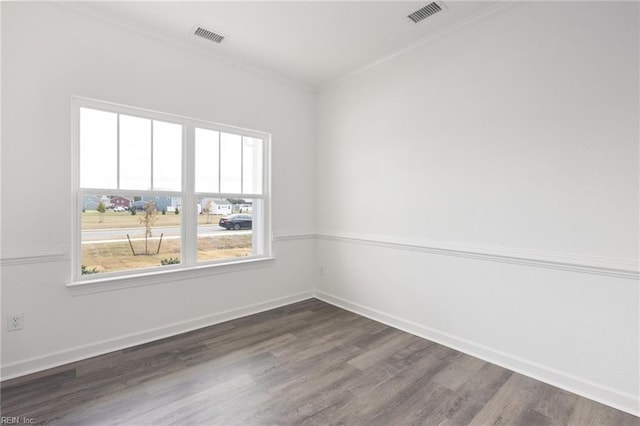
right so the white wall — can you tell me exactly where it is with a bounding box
[1,2,315,377]
[316,2,639,415]
[2,0,639,417]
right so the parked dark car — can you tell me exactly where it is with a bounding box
[219,214,252,230]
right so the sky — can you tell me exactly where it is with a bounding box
[80,107,262,195]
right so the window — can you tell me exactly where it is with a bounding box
[73,98,270,281]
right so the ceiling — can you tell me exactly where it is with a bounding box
[65,1,502,88]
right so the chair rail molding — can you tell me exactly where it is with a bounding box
[272,232,316,242]
[315,232,639,280]
[0,247,69,266]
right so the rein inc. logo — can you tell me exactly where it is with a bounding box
[0,418,34,424]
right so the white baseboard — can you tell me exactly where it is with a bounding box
[1,290,315,381]
[4,288,637,417]
[314,290,640,417]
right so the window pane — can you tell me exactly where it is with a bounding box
[197,198,255,262]
[81,195,181,274]
[195,128,219,193]
[153,121,182,191]
[77,101,269,280]
[80,108,117,188]
[220,132,242,193]
[120,115,151,190]
[242,136,262,195]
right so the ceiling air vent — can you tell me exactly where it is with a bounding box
[194,26,225,44]
[408,2,444,23]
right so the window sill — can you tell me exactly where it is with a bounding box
[67,256,275,296]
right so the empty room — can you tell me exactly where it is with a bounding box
[1,1,638,425]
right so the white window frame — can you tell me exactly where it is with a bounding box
[71,97,272,284]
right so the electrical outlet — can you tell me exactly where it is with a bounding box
[7,314,24,331]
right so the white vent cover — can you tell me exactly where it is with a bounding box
[194,26,225,44]
[408,2,445,23]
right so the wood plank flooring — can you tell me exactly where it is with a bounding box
[1,299,637,425]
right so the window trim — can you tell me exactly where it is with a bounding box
[70,96,272,285]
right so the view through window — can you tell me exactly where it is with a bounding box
[75,99,269,279]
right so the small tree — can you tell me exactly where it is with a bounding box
[139,201,158,255]
[96,201,106,223]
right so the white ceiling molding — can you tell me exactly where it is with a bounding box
[58,1,511,88]
[57,1,315,92]
[321,1,519,90]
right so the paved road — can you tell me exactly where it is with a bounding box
[82,225,251,244]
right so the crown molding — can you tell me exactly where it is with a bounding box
[319,1,520,91]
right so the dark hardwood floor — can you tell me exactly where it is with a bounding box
[1,299,637,425]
